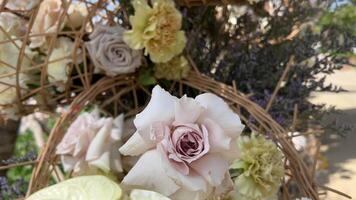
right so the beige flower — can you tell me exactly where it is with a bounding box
[30,0,64,48]
[0,0,40,10]
[56,110,124,174]
[86,24,142,76]
[0,28,36,119]
[0,12,26,37]
[123,0,186,63]
[48,37,81,90]
[67,2,88,29]
[154,55,190,80]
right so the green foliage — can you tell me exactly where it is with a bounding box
[138,68,157,86]
[6,130,37,184]
[317,5,356,36]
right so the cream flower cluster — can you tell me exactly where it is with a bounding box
[123,0,187,63]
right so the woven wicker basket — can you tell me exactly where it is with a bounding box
[23,68,321,199]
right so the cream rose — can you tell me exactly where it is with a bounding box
[86,24,142,76]
[0,26,36,119]
[56,110,124,174]
[120,85,245,200]
[48,37,81,90]
[30,0,64,48]
[0,0,40,10]
[67,2,88,29]
[0,12,27,37]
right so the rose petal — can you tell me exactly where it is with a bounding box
[130,189,171,200]
[213,172,234,196]
[134,85,177,140]
[86,118,112,161]
[202,118,231,152]
[158,146,207,192]
[111,114,124,141]
[195,93,244,137]
[119,131,155,156]
[174,95,203,124]
[89,151,111,173]
[61,155,80,171]
[190,154,229,186]
[169,188,207,200]
[122,150,180,196]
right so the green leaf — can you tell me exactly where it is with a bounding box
[138,68,157,86]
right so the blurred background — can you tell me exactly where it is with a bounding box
[0,0,355,199]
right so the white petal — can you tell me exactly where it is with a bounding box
[130,189,171,200]
[174,95,204,124]
[86,118,112,161]
[213,172,234,196]
[195,93,244,137]
[89,151,111,173]
[61,155,79,172]
[122,150,180,196]
[190,154,229,186]
[119,131,155,156]
[110,142,123,173]
[169,188,208,200]
[203,118,231,153]
[158,146,207,192]
[134,85,177,139]
[111,114,124,140]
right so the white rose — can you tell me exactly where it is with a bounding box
[48,37,81,91]
[0,0,40,10]
[30,0,64,48]
[67,2,88,29]
[56,110,124,174]
[0,12,27,36]
[0,28,36,119]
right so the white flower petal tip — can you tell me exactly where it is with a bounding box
[119,131,155,156]
[130,189,172,200]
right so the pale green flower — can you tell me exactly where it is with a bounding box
[154,55,190,80]
[231,133,284,200]
[123,0,186,63]
[26,175,122,200]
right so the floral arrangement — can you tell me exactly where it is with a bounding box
[26,85,285,200]
[0,0,328,200]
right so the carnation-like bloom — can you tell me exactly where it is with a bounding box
[154,55,190,80]
[231,133,284,200]
[26,176,122,200]
[56,110,124,174]
[123,0,187,63]
[48,37,81,91]
[30,0,64,48]
[67,2,88,29]
[120,85,245,200]
[0,25,36,119]
[86,24,142,76]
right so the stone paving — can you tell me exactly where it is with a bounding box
[309,67,356,200]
